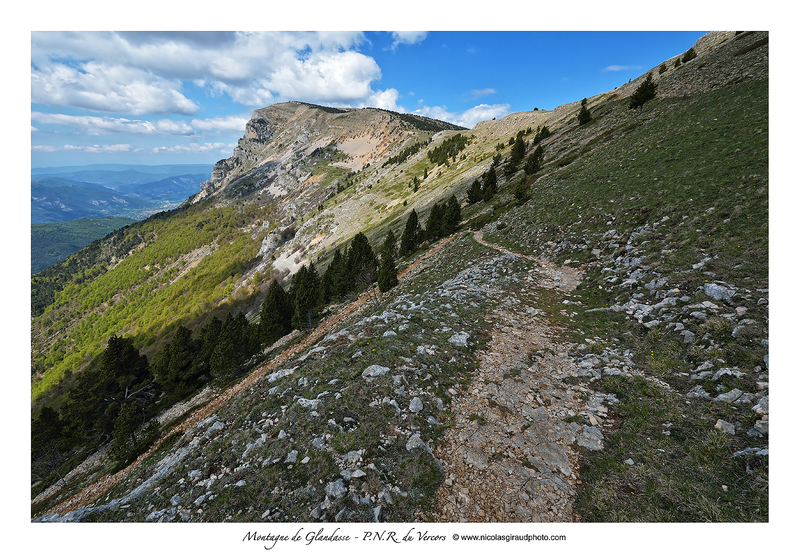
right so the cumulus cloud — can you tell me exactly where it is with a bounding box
[31,31,379,113]
[264,51,381,105]
[414,103,511,129]
[31,61,200,115]
[389,31,428,50]
[363,89,404,112]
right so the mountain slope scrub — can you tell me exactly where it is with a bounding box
[31,31,768,523]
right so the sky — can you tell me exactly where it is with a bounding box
[30,29,710,168]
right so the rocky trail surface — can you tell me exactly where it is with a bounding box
[433,233,604,522]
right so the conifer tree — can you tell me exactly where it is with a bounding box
[629,73,657,110]
[377,249,399,293]
[482,166,498,201]
[399,209,421,257]
[525,144,545,175]
[324,249,349,299]
[60,335,156,445]
[509,130,527,165]
[260,280,293,344]
[577,98,592,125]
[152,325,205,401]
[197,316,223,368]
[382,230,397,260]
[467,178,483,204]
[291,263,320,330]
[346,233,378,283]
[425,202,444,240]
[443,195,461,235]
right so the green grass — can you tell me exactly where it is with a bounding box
[479,77,769,522]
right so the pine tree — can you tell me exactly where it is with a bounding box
[425,202,444,241]
[259,280,293,344]
[197,316,223,368]
[152,325,205,401]
[399,209,421,257]
[629,73,657,110]
[467,178,483,204]
[377,249,399,293]
[524,144,545,175]
[291,263,320,330]
[324,249,349,299]
[346,233,378,283]
[381,230,397,260]
[60,335,156,446]
[482,166,497,202]
[577,98,592,125]
[443,195,461,235]
[509,130,526,165]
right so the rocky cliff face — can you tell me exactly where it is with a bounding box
[196,102,462,204]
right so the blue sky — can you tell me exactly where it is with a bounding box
[30,29,709,168]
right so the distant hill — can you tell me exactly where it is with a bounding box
[31,216,137,274]
[31,164,213,184]
[31,180,154,223]
[30,165,212,224]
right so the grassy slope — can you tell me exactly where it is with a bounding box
[482,78,768,521]
[30,201,271,404]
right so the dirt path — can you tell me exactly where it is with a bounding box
[433,232,588,522]
[42,234,461,519]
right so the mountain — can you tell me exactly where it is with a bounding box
[31,164,214,185]
[31,168,211,224]
[31,31,768,525]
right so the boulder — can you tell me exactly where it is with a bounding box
[448,331,470,347]
[703,282,736,303]
[577,426,604,450]
[362,365,391,380]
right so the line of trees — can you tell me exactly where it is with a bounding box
[398,195,462,257]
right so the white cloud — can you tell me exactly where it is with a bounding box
[363,89,404,112]
[152,142,236,154]
[55,143,136,153]
[31,31,380,113]
[31,61,200,115]
[389,31,428,50]
[414,103,511,129]
[470,88,497,99]
[32,111,249,136]
[190,114,250,133]
[602,65,642,72]
[264,51,381,105]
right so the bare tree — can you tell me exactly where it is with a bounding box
[32,441,69,488]
[355,265,381,309]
